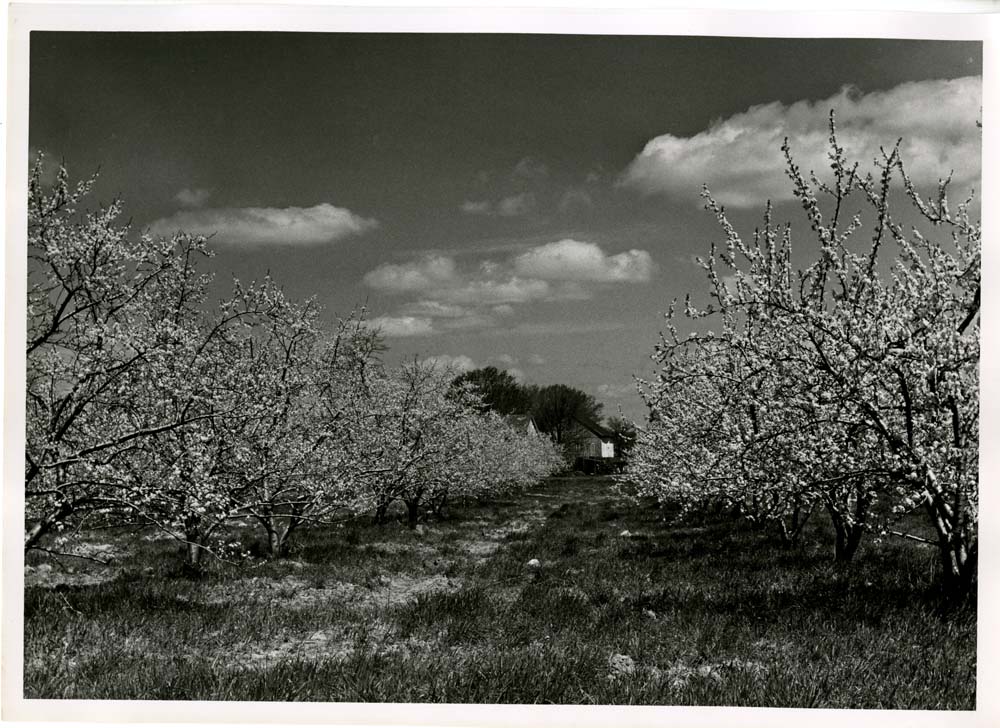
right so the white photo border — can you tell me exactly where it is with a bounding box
[4,3,998,727]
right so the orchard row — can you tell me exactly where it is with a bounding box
[625,116,979,597]
[25,161,562,568]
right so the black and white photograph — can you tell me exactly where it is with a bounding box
[3,2,995,724]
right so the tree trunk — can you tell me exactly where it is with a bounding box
[777,518,793,546]
[777,501,812,547]
[825,483,869,563]
[433,493,449,520]
[275,516,301,558]
[926,499,977,598]
[186,540,203,568]
[256,512,301,559]
[374,500,389,525]
[24,500,75,550]
[827,506,863,562]
[183,514,207,572]
[833,521,863,562]
[268,526,282,557]
[944,544,977,598]
[405,498,420,529]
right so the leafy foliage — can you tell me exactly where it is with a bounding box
[529,384,604,447]
[453,366,533,415]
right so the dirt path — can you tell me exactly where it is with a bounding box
[209,477,617,666]
[27,477,625,672]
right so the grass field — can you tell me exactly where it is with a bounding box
[24,477,976,707]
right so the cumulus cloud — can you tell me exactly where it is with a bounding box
[174,187,213,208]
[513,239,655,282]
[441,276,551,306]
[460,193,536,217]
[621,76,982,207]
[363,256,457,292]
[367,315,435,338]
[365,256,552,305]
[496,192,536,217]
[461,200,492,215]
[400,300,472,319]
[507,367,526,382]
[598,383,636,399]
[510,320,634,336]
[474,355,524,380]
[149,203,378,245]
[512,156,549,179]
[420,354,477,373]
[365,239,655,335]
[440,313,501,331]
[558,188,593,213]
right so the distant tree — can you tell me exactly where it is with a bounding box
[453,366,532,415]
[336,361,560,528]
[530,384,603,446]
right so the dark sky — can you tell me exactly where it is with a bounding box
[29,33,982,420]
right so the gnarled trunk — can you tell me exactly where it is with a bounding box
[831,516,864,562]
[183,513,214,572]
[825,486,868,563]
[777,499,813,547]
[259,511,302,558]
[431,492,449,520]
[24,500,75,551]
[924,486,977,598]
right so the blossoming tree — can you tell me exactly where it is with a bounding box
[25,159,219,551]
[331,360,562,528]
[628,115,979,593]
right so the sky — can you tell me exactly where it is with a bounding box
[28,33,982,421]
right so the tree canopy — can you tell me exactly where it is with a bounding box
[453,368,605,448]
[453,366,533,415]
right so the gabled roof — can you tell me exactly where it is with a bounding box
[504,414,538,430]
[571,416,615,439]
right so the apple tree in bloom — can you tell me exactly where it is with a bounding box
[108,279,335,567]
[232,307,384,557]
[420,406,564,517]
[25,158,560,567]
[331,360,561,528]
[25,158,220,552]
[628,115,979,592]
[336,361,495,527]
